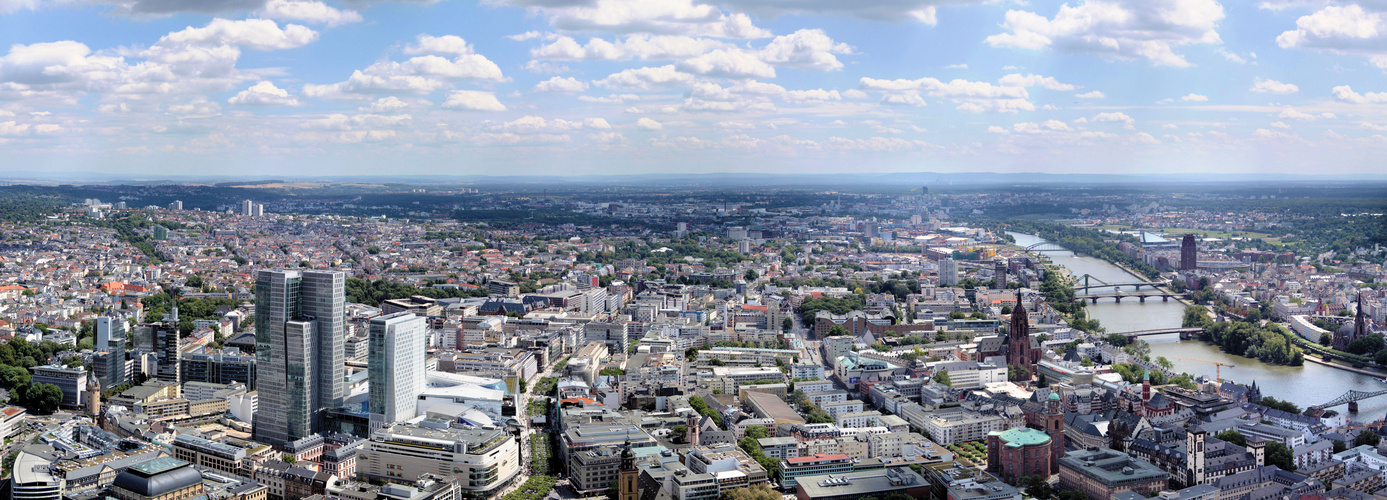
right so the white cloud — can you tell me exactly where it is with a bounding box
[1043,119,1072,131]
[359,96,413,113]
[1131,132,1159,144]
[405,35,478,56]
[712,0,956,25]
[1278,107,1323,120]
[860,75,1033,112]
[678,49,776,78]
[1276,5,1387,67]
[998,73,1075,91]
[523,60,570,74]
[1181,93,1209,102]
[258,0,361,27]
[785,88,842,102]
[441,90,506,111]
[304,50,505,98]
[945,63,967,69]
[531,34,731,61]
[159,18,318,51]
[1251,78,1298,94]
[227,80,300,105]
[1271,121,1291,129]
[483,0,771,39]
[1361,122,1387,131]
[987,125,1008,134]
[1075,90,1105,99]
[534,76,589,92]
[985,0,1225,67]
[757,29,853,72]
[507,31,543,41]
[1333,85,1387,104]
[594,65,694,90]
[0,121,30,136]
[1093,112,1136,129]
[637,117,663,130]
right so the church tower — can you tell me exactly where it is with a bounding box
[1007,289,1034,378]
[1186,426,1207,486]
[618,440,638,500]
[686,415,700,446]
[1045,391,1065,473]
[1356,293,1369,339]
[86,377,102,416]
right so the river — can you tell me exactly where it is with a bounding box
[1009,232,1387,420]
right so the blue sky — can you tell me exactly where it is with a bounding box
[1,0,1386,177]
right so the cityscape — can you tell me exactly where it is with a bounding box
[0,180,1374,500]
[3,0,1387,500]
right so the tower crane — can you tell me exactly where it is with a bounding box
[1172,357,1236,382]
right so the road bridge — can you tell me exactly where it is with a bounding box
[1310,388,1387,414]
[1074,291,1181,303]
[1120,327,1204,340]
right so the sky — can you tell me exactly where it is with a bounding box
[2,0,1387,177]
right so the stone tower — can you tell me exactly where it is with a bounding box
[687,415,700,446]
[1007,289,1034,377]
[1187,426,1207,486]
[618,440,638,500]
[1045,391,1065,473]
[86,377,102,416]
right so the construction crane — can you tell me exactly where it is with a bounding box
[1172,357,1236,382]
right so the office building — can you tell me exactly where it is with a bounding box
[795,467,929,500]
[96,316,127,352]
[381,296,443,317]
[369,312,427,429]
[1181,234,1197,271]
[940,258,958,286]
[358,422,520,493]
[30,365,88,409]
[780,454,854,491]
[180,350,256,388]
[137,310,182,384]
[111,457,205,500]
[253,269,346,448]
[994,260,1007,290]
[1058,449,1169,500]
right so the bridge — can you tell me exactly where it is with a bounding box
[1120,327,1204,340]
[1074,291,1181,303]
[1024,242,1072,253]
[1073,281,1166,292]
[1310,388,1387,414]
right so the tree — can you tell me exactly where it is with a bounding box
[745,426,769,440]
[1019,475,1053,500]
[1000,305,1013,315]
[24,383,63,414]
[1264,441,1295,471]
[1155,356,1174,370]
[719,484,781,500]
[1355,430,1381,448]
[1333,440,1348,453]
[1215,430,1247,447]
[185,274,204,288]
[1348,336,1386,356]
[1320,333,1333,346]
[672,425,688,444]
[1258,396,1301,414]
[827,325,850,337]
[744,270,759,281]
[782,317,793,332]
[933,371,952,387]
[1106,333,1132,347]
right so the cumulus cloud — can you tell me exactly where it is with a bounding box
[1093,112,1136,129]
[227,80,301,105]
[859,75,1038,113]
[158,18,318,51]
[1333,85,1387,103]
[534,76,589,92]
[441,90,506,111]
[1251,78,1298,94]
[359,96,413,113]
[1276,5,1387,68]
[985,0,1225,67]
[712,0,953,25]
[1181,93,1209,102]
[997,73,1075,90]
[482,0,772,39]
[594,65,695,90]
[530,34,731,61]
[304,40,505,98]
[636,117,663,130]
[258,0,361,27]
[1075,90,1105,99]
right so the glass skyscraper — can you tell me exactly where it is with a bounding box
[368,312,426,430]
[252,269,345,448]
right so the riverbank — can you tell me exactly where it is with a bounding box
[1304,355,1387,378]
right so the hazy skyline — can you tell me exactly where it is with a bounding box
[2,0,1387,176]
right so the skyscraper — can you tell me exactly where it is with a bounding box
[136,306,182,384]
[242,199,254,216]
[994,259,1008,290]
[253,269,346,448]
[368,312,426,430]
[1180,234,1198,271]
[96,316,127,352]
[939,258,958,286]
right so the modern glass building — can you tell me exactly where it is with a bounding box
[252,269,345,448]
[368,312,426,430]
